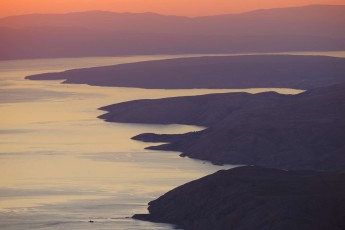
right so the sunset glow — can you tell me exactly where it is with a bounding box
[1,0,345,17]
[1,0,345,227]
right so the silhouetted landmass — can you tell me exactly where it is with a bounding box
[26,55,345,89]
[100,83,345,171]
[1,5,345,59]
[133,166,345,230]
[99,91,289,126]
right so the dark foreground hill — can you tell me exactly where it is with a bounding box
[26,55,345,89]
[1,5,345,59]
[99,83,345,171]
[133,166,345,230]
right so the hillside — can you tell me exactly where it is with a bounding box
[133,166,345,230]
[100,83,345,171]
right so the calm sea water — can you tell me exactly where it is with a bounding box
[0,52,340,230]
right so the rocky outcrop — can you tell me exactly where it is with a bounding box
[133,166,345,230]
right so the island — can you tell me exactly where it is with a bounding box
[26,55,345,90]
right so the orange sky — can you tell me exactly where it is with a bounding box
[1,0,345,18]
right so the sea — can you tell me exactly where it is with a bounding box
[0,51,342,229]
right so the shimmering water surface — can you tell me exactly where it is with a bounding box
[0,52,339,229]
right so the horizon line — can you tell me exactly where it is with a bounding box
[1,4,345,19]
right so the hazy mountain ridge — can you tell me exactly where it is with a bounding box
[1,5,345,59]
[1,5,344,36]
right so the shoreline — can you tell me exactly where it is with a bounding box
[26,55,345,90]
[97,83,345,171]
[131,166,345,230]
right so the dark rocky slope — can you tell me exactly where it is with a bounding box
[26,55,345,89]
[100,83,345,171]
[133,166,345,230]
[99,91,292,126]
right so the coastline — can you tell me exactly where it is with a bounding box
[98,83,345,171]
[3,4,345,229]
[26,55,345,90]
[20,53,343,229]
[132,166,345,230]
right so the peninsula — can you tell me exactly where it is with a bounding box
[100,82,345,171]
[26,55,345,90]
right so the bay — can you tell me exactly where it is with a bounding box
[0,52,340,229]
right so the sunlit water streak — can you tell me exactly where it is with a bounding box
[0,52,340,229]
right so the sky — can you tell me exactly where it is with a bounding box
[1,0,345,18]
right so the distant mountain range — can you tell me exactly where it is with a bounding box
[1,5,345,59]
